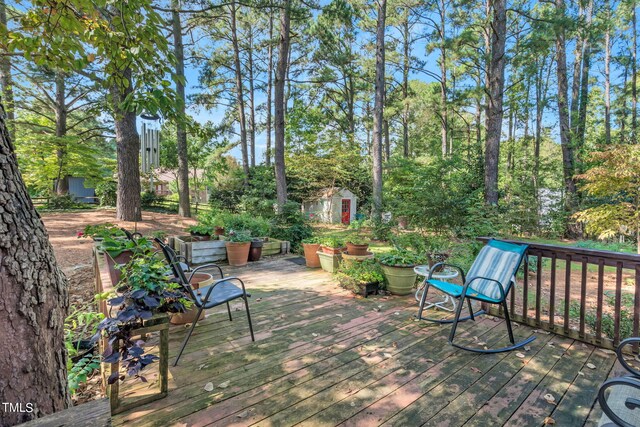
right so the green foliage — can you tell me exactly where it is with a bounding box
[226,230,252,243]
[68,354,101,396]
[321,236,345,248]
[141,191,164,208]
[269,202,313,252]
[187,224,215,236]
[95,181,117,206]
[378,248,427,267]
[81,223,125,240]
[221,213,271,237]
[335,260,385,294]
[46,194,79,210]
[98,236,154,258]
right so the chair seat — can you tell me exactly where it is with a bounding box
[427,279,502,303]
[193,281,248,308]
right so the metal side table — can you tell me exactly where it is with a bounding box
[413,265,459,312]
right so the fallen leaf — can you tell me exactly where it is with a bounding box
[471,367,482,373]
[392,342,398,348]
[516,352,526,359]
[578,371,584,376]
[394,312,400,316]
[197,364,208,371]
[236,411,248,418]
[336,313,343,318]
[204,382,214,392]
[312,333,319,337]
[544,393,556,404]
[256,298,262,302]
[598,349,615,355]
[218,380,230,389]
[544,416,556,424]
[350,402,356,407]
[524,345,531,351]
[425,358,434,363]
[586,363,596,370]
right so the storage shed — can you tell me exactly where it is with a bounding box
[302,187,357,225]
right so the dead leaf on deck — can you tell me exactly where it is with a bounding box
[524,345,531,351]
[516,352,526,359]
[425,359,434,363]
[256,298,262,302]
[471,367,482,374]
[394,312,400,316]
[336,313,343,318]
[204,382,214,392]
[586,363,596,369]
[544,416,556,424]
[218,380,230,389]
[543,393,556,404]
[197,364,208,371]
[312,333,319,337]
[392,342,398,348]
[578,371,584,376]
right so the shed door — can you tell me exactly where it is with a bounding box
[341,199,351,225]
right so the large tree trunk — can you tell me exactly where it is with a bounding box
[605,0,611,145]
[633,1,638,143]
[483,0,506,206]
[274,0,290,211]
[0,100,70,426]
[372,0,386,222]
[266,12,273,166]
[54,73,69,195]
[439,0,448,157]
[0,0,14,140]
[554,0,577,213]
[112,68,142,221]
[248,27,256,168]
[402,8,410,157]
[230,0,249,178]
[172,0,191,217]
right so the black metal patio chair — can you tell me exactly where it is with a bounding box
[416,239,535,353]
[598,338,640,427]
[120,227,143,241]
[154,238,255,366]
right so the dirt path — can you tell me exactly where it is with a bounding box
[41,208,197,306]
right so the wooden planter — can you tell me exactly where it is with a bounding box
[346,242,369,256]
[225,242,251,267]
[169,273,213,325]
[174,235,226,264]
[302,243,322,268]
[362,282,381,298]
[104,250,134,285]
[381,264,417,295]
[341,251,374,267]
[317,251,342,273]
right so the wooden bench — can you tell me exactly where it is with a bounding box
[19,399,110,426]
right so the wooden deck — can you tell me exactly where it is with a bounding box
[113,257,622,427]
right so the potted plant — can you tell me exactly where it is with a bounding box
[320,236,345,254]
[94,251,190,385]
[345,234,370,256]
[301,237,322,268]
[249,238,264,262]
[79,223,126,241]
[99,237,154,284]
[186,224,213,240]
[334,259,385,298]
[378,249,426,295]
[225,230,252,267]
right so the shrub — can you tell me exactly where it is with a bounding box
[335,259,385,294]
[378,248,427,267]
[141,190,164,208]
[270,201,313,253]
[95,181,117,206]
[47,194,78,209]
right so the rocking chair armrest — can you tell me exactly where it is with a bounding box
[616,338,640,377]
[189,263,224,280]
[465,276,507,301]
[598,376,640,427]
[428,262,467,282]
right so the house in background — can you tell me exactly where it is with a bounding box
[153,169,209,203]
[302,187,357,225]
[53,176,97,203]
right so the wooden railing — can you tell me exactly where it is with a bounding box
[478,237,640,350]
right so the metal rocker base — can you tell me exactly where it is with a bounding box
[450,334,536,354]
[414,309,486,324]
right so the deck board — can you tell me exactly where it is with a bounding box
[112,257,616,427]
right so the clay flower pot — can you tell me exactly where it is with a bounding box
[225,242,251,267]
[321,245,345,255]
[302,243,322,268]
[346,242,369,256]
[214,226,225,236]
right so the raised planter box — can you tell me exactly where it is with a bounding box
[262,238,289,256]
[174,235,226,264]
[317,251,342,273]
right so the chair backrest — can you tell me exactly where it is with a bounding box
[466,239,528,301]
[121,228,134,241]
[154,238,194,297]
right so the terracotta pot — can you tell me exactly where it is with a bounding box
[214,226,225,236]
[302,243,322,268]
[170,273,213,325]
[346,242,369,256]
[225,242,251,266]
[104,250,134,285]
[321,246,345,255]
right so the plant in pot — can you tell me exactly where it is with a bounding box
[301,237,322,268]
[186,224,214,240]
[99,237,154,284]
[93,252,190,386]
[225,230,252,267]
[320,236,345,254]
[334,259,385,297]
[79,223,126,241]
[378,249,427,296]
[346,219,370,255]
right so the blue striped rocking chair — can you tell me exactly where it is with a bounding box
[416,239,535,353]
